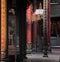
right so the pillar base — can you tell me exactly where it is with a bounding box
[43,55,48,57]
[26,43,32,54]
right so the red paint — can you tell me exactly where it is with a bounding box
[47,0,51,44]
[26,4,32,43]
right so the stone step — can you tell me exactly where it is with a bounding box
[52,49,60,54]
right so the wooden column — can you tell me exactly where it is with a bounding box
[26,4,32,51]
[43,0,48,57]
[1,0,7,59]
[16,0,27,61]
[26,4,32,43]
[47,0,51,45]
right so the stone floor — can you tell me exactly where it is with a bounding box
[23,53,60,62]
[1,53,60,62]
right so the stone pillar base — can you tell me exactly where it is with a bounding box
[26,43,32,53]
